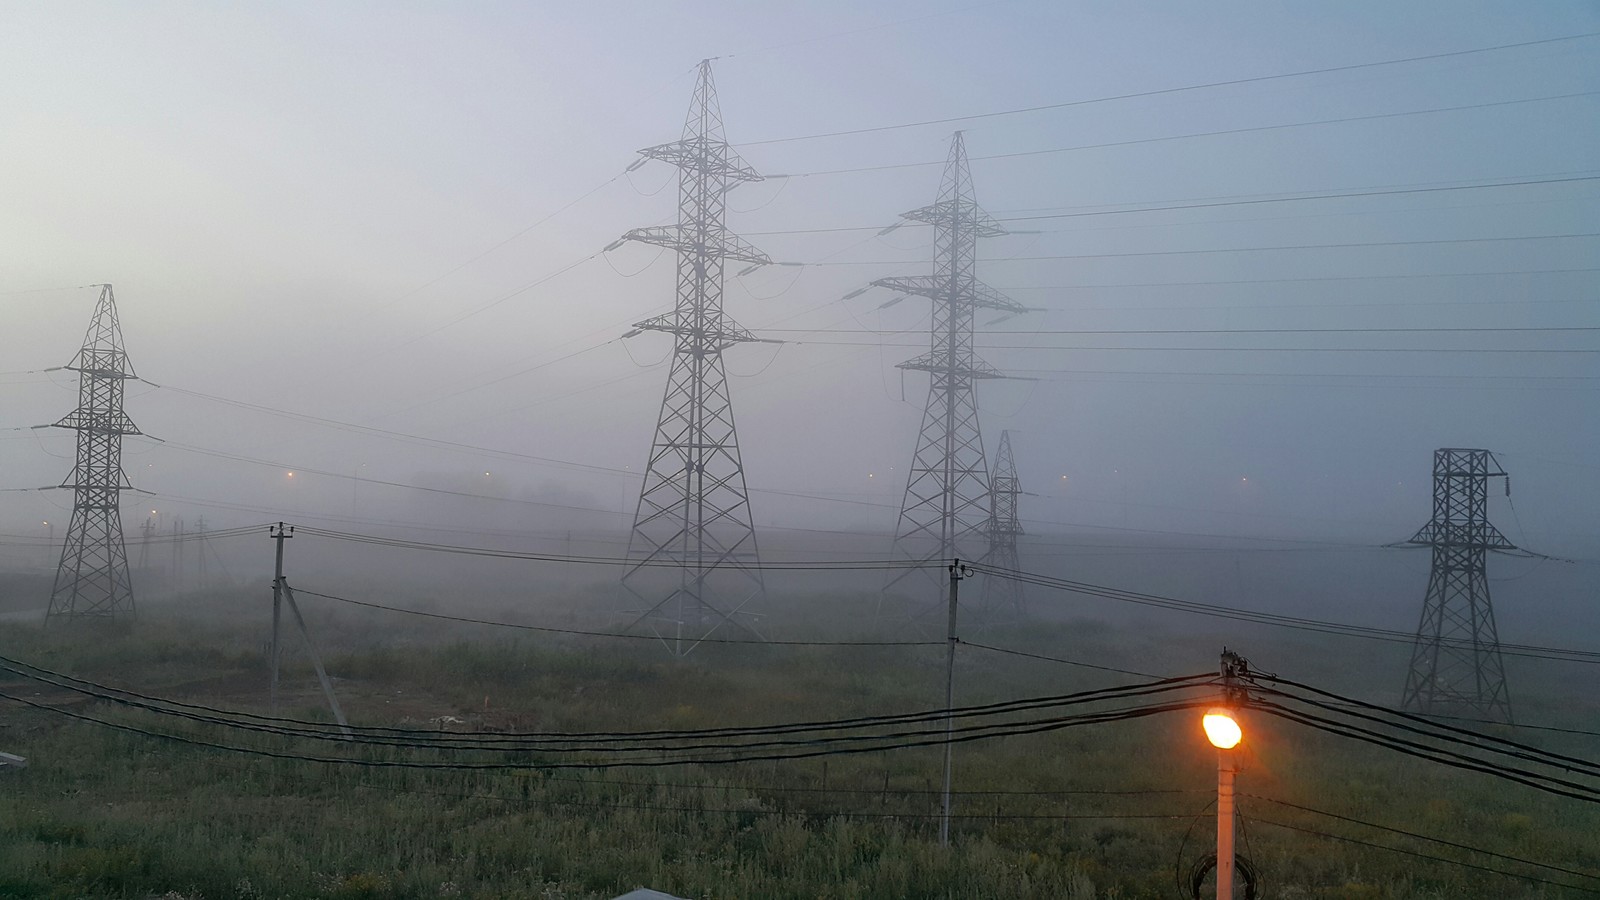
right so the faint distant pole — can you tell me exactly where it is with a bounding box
[195,516,208,583]
[171,517,183,591]
[352,463,366,518]
[138,516,153,570]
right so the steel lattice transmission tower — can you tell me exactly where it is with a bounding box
[873,132,1027,617]
[46,284,141,620]
[617,60,770,654]
[1400,448,1515,722]
[979,430,1025,616]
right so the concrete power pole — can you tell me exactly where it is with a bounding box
[1401,448,1515,722]
[45,284,140,620]
[615,60,771,655]
[867,133,1028,622]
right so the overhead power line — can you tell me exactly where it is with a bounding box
[0,652,1211,751]
[803,231,1600,266]
[971,563,1600,666]
[1248,674,1600,778]
[292,527,929,571]
[738,32,1600,146]
[1250,699,1600,804]
[765,326,1600,336]
[769,93,1600,178]
[0,687,1207,772]
[1246,815,1600,895]
[790,342,1599,355]
[291,586,940,647]
[746,175,1600,236]
[1246,794,1600,887]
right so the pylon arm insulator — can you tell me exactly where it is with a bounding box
[65,365,137,380]
[871,275,1026,314]
[638,138,763,184]
[899,199,1007,237]
[50,412,141,435]
[1407,522,1516,550]
[896,350,1003,378]
[970,282,1028,314]
[625,225,771,265]
[58,475,135,490]
[634,312,760,350]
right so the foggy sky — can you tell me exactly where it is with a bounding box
[2,1,1597,571]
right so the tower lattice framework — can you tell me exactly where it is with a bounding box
[618,60,769,654]
[875,133,1027,617]
[47,284,140,620]
[979,429,1025,616]
[1401,448,1514,722]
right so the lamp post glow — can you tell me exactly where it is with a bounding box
[1204,707,1241,900]
[1204,708,1242,749]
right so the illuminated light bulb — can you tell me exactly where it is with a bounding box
[1203,708,1242,750]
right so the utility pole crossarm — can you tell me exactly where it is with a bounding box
[637,139,763,184]
[900,198,1007,237]
[623,225,771,265]
[896,350,1003,379]
[633,311,761,350]
[870,276,1026,315]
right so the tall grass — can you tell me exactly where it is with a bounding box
[0,591,1594,898]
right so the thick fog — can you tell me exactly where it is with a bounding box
[1,2,1595,642]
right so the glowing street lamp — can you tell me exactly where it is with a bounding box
[1204,708,1242,749]
[1203,706,1242,900]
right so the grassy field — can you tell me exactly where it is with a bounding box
[0,585,1595,899]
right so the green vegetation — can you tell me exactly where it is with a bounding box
[0,589,1595,898]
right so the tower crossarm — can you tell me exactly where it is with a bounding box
[970,281,1028,315]
[49,410,141,435]
[1406,522,1516,550]
[624,225,771,265]
[900,199,1007,237]
[871,276,1026,314]
[633,311,762,350]
[639,138,763,185]
[896,350,1003,379]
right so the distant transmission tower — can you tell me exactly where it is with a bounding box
[617,59,770,654]
[979,430,1025,616]
[47,284,140,620]
[872,132,1027,619]
[1401,448,1515,722]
